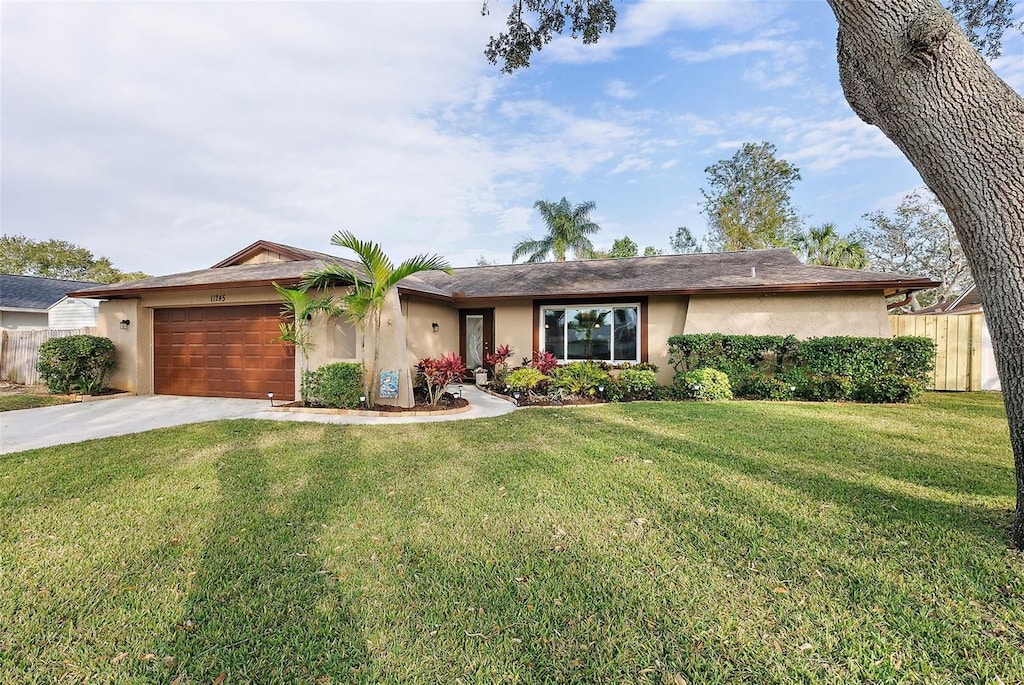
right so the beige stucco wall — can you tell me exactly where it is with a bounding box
[684,291,891,339]
[648,295,689,383]
[404,296,459,362]
[97,299,152,394]
[492,299,534,363]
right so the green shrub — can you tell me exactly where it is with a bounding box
[301,362,363,408]
[617,368,659,399]
[37,335,116,394]
[797,374,853,402]
[617,361,660,374]
[797,336,935,383]
[552,362,611,397]
[668,334,799,376]
[505,367,549,394]
[734,372,795,400]
[852,374,923,403]
[674,368,732,401]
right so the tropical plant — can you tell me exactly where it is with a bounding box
[271,282,343,372]
[792,223,869,269]
[512,197,601,263]
[552,361,610,397]
[504,367,549,398]
[528,350,559,375]
[418,353,468,405]
[301,231,452,402]
[484,344,514,372]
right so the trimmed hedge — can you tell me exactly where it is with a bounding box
[667,334,935,403]
[301,362,363,408]
[37,335,116,394]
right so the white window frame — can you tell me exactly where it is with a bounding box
[539,303,641,364]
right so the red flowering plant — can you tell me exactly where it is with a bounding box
[483,344,514,373]
[417,352,467,405]
[529,351,559,375]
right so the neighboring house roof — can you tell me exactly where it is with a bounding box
[911,285,982,314]
[70,241,939,301]
[0,273,104,311]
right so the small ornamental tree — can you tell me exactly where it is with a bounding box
[528,351,559,375]
[484,344,514,374]
[418,352,467,405]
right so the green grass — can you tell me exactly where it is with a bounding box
[0,394,73,411]
[1,393,1020,683]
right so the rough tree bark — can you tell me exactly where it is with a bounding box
[826,0,1024,544]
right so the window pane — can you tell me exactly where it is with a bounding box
[568,308,611,360]
[613,307,638,361]
[543,310,565,359]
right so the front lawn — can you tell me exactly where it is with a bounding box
[0,393,73,412]
[1,393,1020,683]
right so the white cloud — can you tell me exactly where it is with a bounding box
[672,37,818,90]
[543,0,781,64]
[606,79,637,99]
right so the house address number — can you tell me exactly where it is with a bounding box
[210,294,226,303]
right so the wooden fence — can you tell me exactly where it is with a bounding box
[889,314,982,391]
[0,328,96,386]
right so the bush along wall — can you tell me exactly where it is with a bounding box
[668,334,935,403]
[36,335,117,395]
[301,362,364,408]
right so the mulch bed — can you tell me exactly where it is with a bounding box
[280,397,469,413]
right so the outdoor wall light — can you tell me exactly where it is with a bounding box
[431,322,439,332]
[119,319,131,330]
[267,392,274,407]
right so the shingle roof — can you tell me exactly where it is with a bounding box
[413,248,939,300]
[0,274,104,310]
[70,244,938,301]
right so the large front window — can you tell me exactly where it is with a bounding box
[541,304,639,363]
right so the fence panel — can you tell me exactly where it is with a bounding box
[888,314,983,391]
[0,328,96,386]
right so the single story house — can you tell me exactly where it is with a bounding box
[0,274,103,330]
[70,239,939,404]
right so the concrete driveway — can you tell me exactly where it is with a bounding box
[0,395,269,454]
[0,387,516,454]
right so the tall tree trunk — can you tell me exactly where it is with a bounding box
[826,0,1024,546]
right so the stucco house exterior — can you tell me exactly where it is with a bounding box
[0,274,102,330]
[70,239,939,404]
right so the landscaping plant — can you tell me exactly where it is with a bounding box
[417,352,467,405]
[36,335,116,395]
[551,361,610,397]
[674,367,732,401]
[504,367,549,399]
[300,363,363,409]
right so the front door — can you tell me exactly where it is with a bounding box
[460,309,494,371]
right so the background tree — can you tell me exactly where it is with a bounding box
[512,197,601,262]
[0,234,149,283]
[608,236,638,258]
[669,227,703,254]
[481,0,1024,547]
[793,223,869,269]
[700,142,803,251]
[643,246,662,256]
[855,189,973,308]
[301,231,451,402]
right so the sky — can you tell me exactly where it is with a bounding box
[3,0,1023,276]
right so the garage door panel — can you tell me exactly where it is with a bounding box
[153,304,294,400]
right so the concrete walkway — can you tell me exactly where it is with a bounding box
[0,386,515,454]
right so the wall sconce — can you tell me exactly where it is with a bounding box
[119,319,131,330]
[431,322,439,332]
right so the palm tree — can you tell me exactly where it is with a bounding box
[271,282,343,373]
[301,231,452,401]
[512,197,601,262]
[793,223,868,269]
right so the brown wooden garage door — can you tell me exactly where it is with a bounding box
[153,305,294,400]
